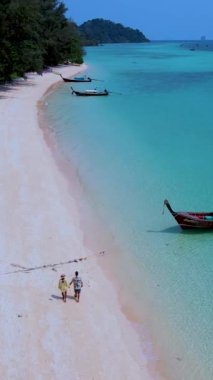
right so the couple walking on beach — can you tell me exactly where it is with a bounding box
[58,271,83,303]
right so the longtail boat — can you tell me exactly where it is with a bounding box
[71,87,109,96]
[60,74,92,82]
[164,199,213,229]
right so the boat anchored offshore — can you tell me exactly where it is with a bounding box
[164,199,213,229]
[71,87,109,96]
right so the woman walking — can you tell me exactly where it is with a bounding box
[58,274,69,302]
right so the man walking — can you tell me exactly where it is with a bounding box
[70,271,83,302]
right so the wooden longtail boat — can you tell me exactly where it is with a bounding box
[71,87,109,96]
[164,199,213,229]
[60,74,92,82]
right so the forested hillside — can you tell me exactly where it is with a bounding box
[0,0,83,81]
[79,18,149,45]
[0,3,150,82]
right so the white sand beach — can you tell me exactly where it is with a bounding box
[0,65,159,379]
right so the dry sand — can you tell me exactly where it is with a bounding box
[0,65,158,379]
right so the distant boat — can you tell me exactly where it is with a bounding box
[60,74,92,82]
[71,87,109,96]
[164,199,213,229]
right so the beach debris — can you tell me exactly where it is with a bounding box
[176,357,182,361]
[4,251,106,275]
[11,263,28,270]
[17,314,23,318]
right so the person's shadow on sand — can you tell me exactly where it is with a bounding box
[50,294,77,302]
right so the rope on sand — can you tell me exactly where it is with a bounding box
[4,251,105,275]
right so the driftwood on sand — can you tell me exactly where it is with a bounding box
[4,251,105,275]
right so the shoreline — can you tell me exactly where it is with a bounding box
[0,65,159,379]
[39,70,175,380]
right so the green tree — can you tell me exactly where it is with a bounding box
[38,0,83,66]
[0,0,83,81]
[0,0,43,80]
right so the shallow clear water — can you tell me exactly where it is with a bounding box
[45,42,213,379]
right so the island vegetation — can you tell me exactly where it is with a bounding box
[79,18,149,46]
[0,2,149,82]
[0,0,83,81]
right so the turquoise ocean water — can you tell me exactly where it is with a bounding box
[45,42,213,379]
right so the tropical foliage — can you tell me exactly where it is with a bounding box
[79,18,149,46]
[0,0,83,81]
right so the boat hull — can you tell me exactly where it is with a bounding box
[164,200,213,229]
[63,78,92,83]
[72,90,109,96]
[174,214,213,229]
